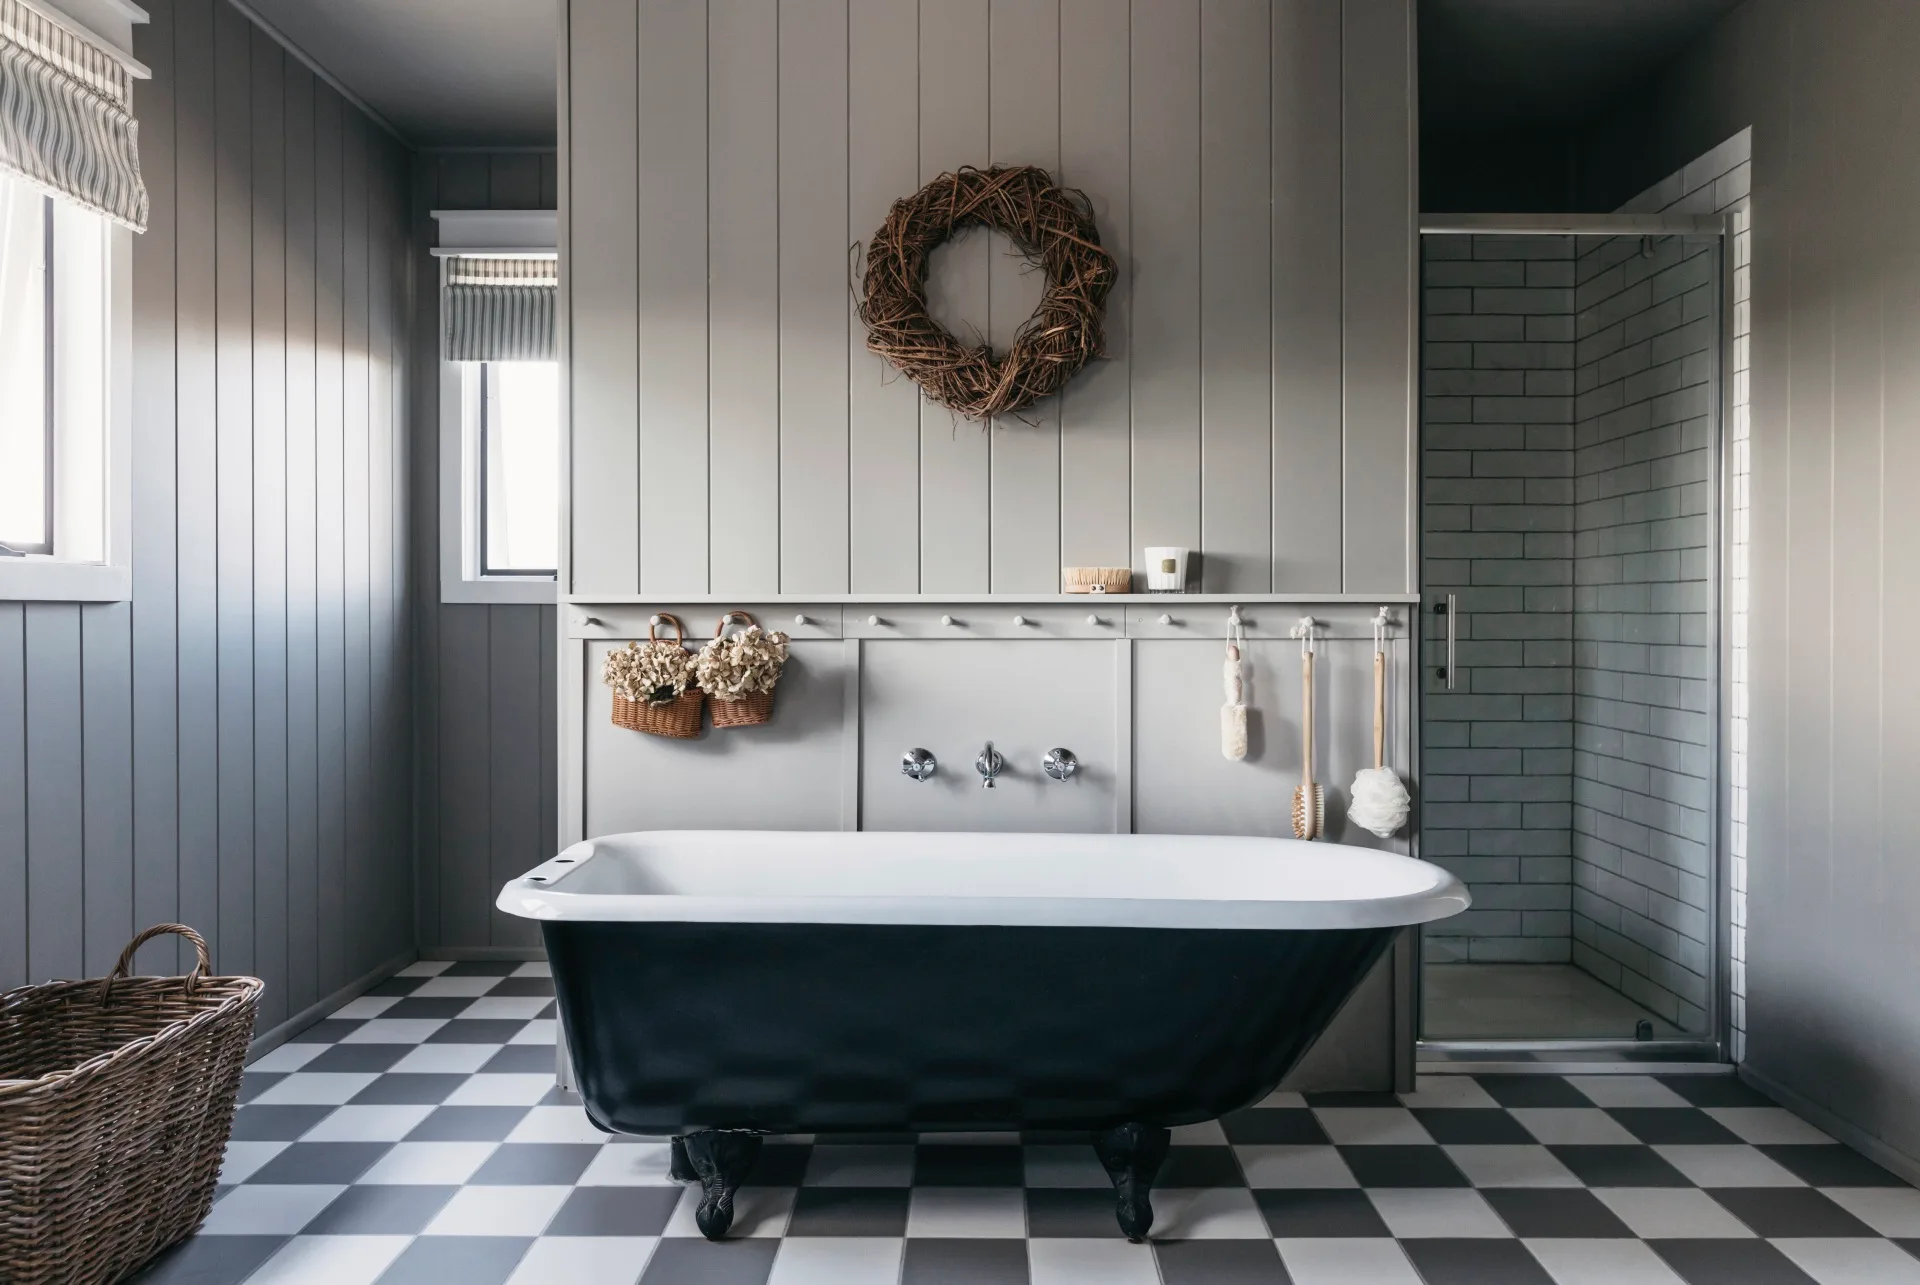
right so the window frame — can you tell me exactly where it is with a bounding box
[0,199,131,603]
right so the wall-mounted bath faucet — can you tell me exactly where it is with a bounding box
[976,742,1005,788]
[1042,748,1078,781]
[901,748,937,781]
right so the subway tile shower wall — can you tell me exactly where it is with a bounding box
[1421,235,1579,966]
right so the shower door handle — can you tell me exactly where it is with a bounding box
[1435,594,1456,689]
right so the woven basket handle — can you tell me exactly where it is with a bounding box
[714,610,756,638]
[647,613,686,646]
[105,923,212,1001]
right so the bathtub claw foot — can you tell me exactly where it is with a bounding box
[668,1135,695,1183]
[677,1130,763,1240]
[1094,1122,1171,1241]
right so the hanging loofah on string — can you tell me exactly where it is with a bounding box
[1221,610,1248,761]
[1349,609,1411,838]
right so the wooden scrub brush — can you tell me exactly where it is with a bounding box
[1291,617,1325,839]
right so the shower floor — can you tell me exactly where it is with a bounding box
[1424,963,1686,1041]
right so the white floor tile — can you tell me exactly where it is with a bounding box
[1313,1107,1433,1146]
[200,1185,346,1235]
[388,1044,498,1074]
[248,1235,413,1285]
[445,1073,556,1106]
[1703,1106,1832,1145]
[249,1043,328,1073]
[1170,1120,1229,1145]
[1145,1188,1269,1239]
[768,1237,905,1285]
[1398,1076,1499,1110]
[511,1020,558,1045]
[1445,1144,1582,1188]
[1826,1187,1920,1237]
[905,1187,1026,1238]
[423,1184,572,1237]
[664,1185,790,1238]
[1251,1089,1306,1110]
[804,1144,915,1187]
[507,1236,660,1285]
[1593,1188,1755,1239]
[578,1142,678,1186]
[1028,1237,1160,1285]
[1235,1145,1358,1189]
[252,1072,380,1106]
[328,996,400,1021]
[411,976,501,998]
[357,1141,500,1185]
[339,1018,448,1045]
[301,1104,435,1142]
[1773,1237,1920,1284]
[1023,1144,1111,1188]
[220,1140,291,1185]
[1511,1108,1641,1146]
[1653,1144,1805,1187]
[1276,1238,1423,1284]
[459,997,553,1021]
[1524,1238,1688,1284]
[510,961,552,978]
[1565,1076,1692,1109]
[507,1105,614,1144]
[1367,1189,1510,1238]
[398,960,453,977]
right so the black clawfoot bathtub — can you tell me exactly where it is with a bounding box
[501,830,1468,1240]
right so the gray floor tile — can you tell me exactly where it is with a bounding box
[128,1235,287,1284]
[480,1044,560,1074]
[787,1187,911,1237]
[1221,1107,1330,1145]
[383,997,479,1020]
[1482,1188,1635,1237]
[1652,1238,1820,1284]
[1657,1077,1773,1109]
[1156,1145,1245,1187]
[427,1019,524,1044]
[638,1237,780,1285]
[490,976,557,997]
[901,1238,1030,1285]
[246,1142,390,1184]
[1759,1143,1907,1187]
[1402,1239,1555,1284]
[470,1142,601,1185]
[547,1186,685,1236]
[914,1144,1026,1186]
[303,1043,414,1073]
[1153,1238,1288,1285]
[1255,1187,1393,1237]
[747,1143,813,1187]
[405,1106,533,1141]
[351,1073,471,1106]
[1610,1108,1743,1146]
[364,976,428,997]
[236,1072,286,1103]
[1708,1187,1879,1237]
[1477,1076,1591,1109]
[1416,1108,1537,1145]
[374,1235,533,1285]
[230,1105,334,1141]
[1306,1091,1404,1108]
[1338,1144,1470,1187]
[1549,1143,1694,1186]
[289,1019,364,1043]
[444,960,520,977]
[1025,1187,1123,1237]
[303,1184,459,1234]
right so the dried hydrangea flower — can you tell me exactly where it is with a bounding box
[601,638,694,706]
[694,626,790,701]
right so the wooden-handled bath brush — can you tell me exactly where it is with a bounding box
[1291,617,1324,839]
[1349,607,1411,838]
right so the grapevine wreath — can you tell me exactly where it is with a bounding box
[856,165,1117,420]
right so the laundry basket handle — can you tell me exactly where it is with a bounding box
[105,923,213,999]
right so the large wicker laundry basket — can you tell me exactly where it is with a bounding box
[0,924,263,1285]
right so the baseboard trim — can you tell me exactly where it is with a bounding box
[1739,1063,1920,1187]
[419,946,547,962]
[247,950,416,1062]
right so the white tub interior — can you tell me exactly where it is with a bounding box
[499,830,1470,931]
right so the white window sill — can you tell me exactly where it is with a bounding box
[0,559,131,603]
[442,574,556,606]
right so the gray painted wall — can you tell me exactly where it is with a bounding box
[1582,0,1920,1163]
[563,0,1418,600]
[408,152,561,954]
[0,0,415,1035]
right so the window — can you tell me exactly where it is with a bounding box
[477,360,560,577]
[0,171,125,601]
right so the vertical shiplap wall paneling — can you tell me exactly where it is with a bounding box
[986,0,1060,593]
[567,1,640,597]
[1127,0,1201,574]
[437,608,492,947]
[1339,0,1415,593]
[1198,0,1271,592]
[249,26,288,1023]
[709,0,781,595]
[173,0,221,969]
[129,0,180,973]
[408,155,440,953]
[0,609,22,982]
[24,608,82,981]
[917,0,990,593]
[1270,0,1343,589]
[846,0,920,592]
[637,1,710,594]
[342,114,373,976]
[80,604,134,977]
[488,610,543,948]
[371,140,405,967]
[283,60,320,1014]
[1056,0,1130,579]
[778,0,850,593]
[311,87,347,989]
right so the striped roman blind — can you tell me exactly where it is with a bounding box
[443,254,557,362]
[0,0,148,231]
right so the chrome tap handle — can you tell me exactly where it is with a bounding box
[1042,748,1078,781]
[901,748,937,782]
[976,741,1004,788]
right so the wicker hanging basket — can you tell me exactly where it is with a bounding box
[0,924,263,1285]
[608,614,704,738]
[699,611,784,729]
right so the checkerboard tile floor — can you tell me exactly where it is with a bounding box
[130,960,1920,1285]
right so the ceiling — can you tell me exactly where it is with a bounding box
[1421,0,1744,134]
[239,0,557,148]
